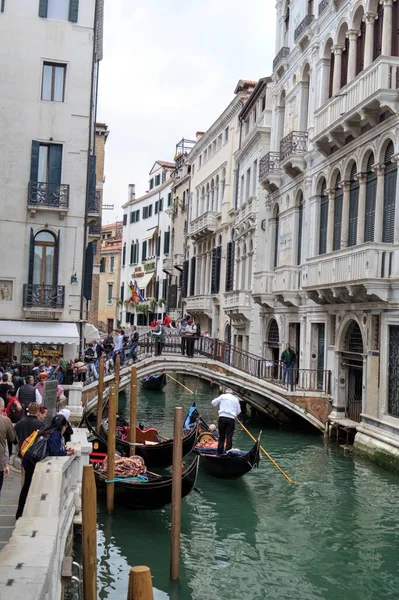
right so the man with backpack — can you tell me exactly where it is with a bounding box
[14,402,43,453]
[130,326,139,362]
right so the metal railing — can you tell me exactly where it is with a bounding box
[136,334,331,394]
[28,181,69,210]
[273,47,289,71]
[294,14,314,41]
[259,152,281,180]
[88,190,101,214]
[23,284,65,309]
[318,0,329,16]
[88,218,101,236]
[280,131,308,161]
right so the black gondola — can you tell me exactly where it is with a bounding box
[141,373,167,391]
[94,456,199,509]
[193,434,261,479]
[83,401,199,468]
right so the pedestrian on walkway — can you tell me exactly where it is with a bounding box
[152,321,166,356]
[5,389,23,424]
[16,376,42,411]
[185,321,197,357]
[130,326,139,362]
[11,369,24,394]
[35,372,64,399]
[179,318,188,355]
[84,343,98,384]
[14,402,43,451]
[0,373,13,403]
[0,398,16,497]
[113,330,125,365]
[211,388,241,455]
[281,343,296,386]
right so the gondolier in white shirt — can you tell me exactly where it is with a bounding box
[211,388,241,455]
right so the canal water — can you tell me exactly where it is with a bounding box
[96,376,399,600]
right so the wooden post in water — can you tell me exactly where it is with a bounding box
[170,406,183,581]
[107,383,117,514]
[82,464,97,600]
[127,566,154,600]
[129,366,138,456]
[115,352,121,391]
[97,355,105,433]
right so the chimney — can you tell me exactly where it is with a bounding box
[128,184,135,202]
[196,131,204,141]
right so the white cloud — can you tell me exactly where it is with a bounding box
[97,0,276,224]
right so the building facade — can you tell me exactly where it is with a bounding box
[255,0,399,465]
[98,221,122,333]
[120,162,174,327]
[0,0,103,365]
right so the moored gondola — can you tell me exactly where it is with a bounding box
[94,456,199,509]
[141,373,167,391]
[193,433,261,479]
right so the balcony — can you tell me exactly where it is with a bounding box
[313,56,399,155]
[273,47,289,72]
[162,256,173,274]
[318,0,330,16]
[302,243,396,304]
[23,284,65,312]
[259,152,281,192]
[27,182,69,219]
[235,197,256,228]
[173,253,184,271]
[279,131,308,178]
[88,190,101,220]
[188,211,218,239]
[88,218,101,239]
[185,295,213,317]
[224,291,252,322]
[274,266,302,306]
[252,271,275,308]
[294,14,314,44]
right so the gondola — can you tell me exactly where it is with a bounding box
[141,373,167,391]
[94,456,199,509]
[193,433,261,479]
[83,400,199,468]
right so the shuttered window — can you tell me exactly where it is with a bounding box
[68,0,79,22]
[190,257,196,296]
[333,188,343,251]
[364,154,376,242]
[348,166,359,247]
[329,51,335,99]
[155,279,159,300]
[142,240,147,261]
[120,282,124,302]
[163,231,170,254]
[123,214,127,226]
[341,36,349,88]
[122,243,126,266]
[356,21,366,75]
[1,0,5,12]
[39,0,79,21]
[182,260,189,298]
[319,181,328,254]
[225,241,235,291]
[297,195,303,265]
[130,243,135,264]
[38,0,48,17]
[374,4,384,60]
[274,211,279,268]
[383,142,396,244]
[162,278,167,301]
[211,246,222,294]
[156,235,161,257]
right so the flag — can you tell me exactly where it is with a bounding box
[135,280,145,303]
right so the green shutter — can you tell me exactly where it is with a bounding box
[122,244,126,266]
[211,248,218,293]
[120,282,124,302]
[1,1,5,13]
[190,257,196,296]
[348,182,359,247]
[319,194,328,255]
[274,216,279,268]
[123,214,127,226]
[142,240,147,261]
[383,166,397,243]
[297,202,303,265]
[225,241,235,291]
[364,173,376,242]
[28,228,35,285]
[89,155,96,192]
[159,198,163,211]
[38,0,48,18]
[156,235,161,257]
[68,0,79,22]
[182,260,189,298]
[333,191,343,251]
[30,140,40,182]
[130,243,134,264]
[48,144,62,184]
[163,231,170,254]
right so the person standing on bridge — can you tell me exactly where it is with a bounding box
[281,343,296,386]
[211,388,241,455]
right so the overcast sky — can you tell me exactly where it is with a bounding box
[97,1,276,224]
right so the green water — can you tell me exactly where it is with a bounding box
[96,376,399,600]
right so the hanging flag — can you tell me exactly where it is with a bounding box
[135,280,145,303]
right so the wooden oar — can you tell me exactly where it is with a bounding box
[166,374,195,395]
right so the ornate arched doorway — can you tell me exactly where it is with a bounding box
[342,320,364,421]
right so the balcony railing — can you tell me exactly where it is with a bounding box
[318,0,329,16]
[280,131,308,161]
[174,253,184,270]
[162,256,173,273]
[88,190,101,214]
[188,211,218,238]
[88,218,101,236]
[23,284,65,309]
[259,152,280,180]
[294,14,314,42]
[28,182,69,210]
[273,47,289,71]
[185,295,212,312]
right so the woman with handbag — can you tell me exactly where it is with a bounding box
[16,414,74,519]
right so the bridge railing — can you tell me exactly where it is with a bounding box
[137,333,331,394]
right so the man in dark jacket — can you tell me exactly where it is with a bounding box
[14,402,44,451]
[16,376,42,412]
[0,374,13,403]
[12,369,24,394]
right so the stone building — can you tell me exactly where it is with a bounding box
[0,0,103,364]
[98,221,122,333]
[256,0,399,466]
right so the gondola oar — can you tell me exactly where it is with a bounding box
[167,374,195,394]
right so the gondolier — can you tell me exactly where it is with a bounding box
[211,388,241,455]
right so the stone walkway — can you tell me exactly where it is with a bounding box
[0,469,20,550]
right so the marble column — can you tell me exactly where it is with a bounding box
[356,173,367,245]
[373,164,386,242]
[332,45,343,95]
[340,181,351,248]
[382,0,393,55]
[326,188,335,253]
[319,58,331,105]
[347,29,360,82]
[364,12,377,68]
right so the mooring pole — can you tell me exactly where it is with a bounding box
[115,352,121,392]
[106,383,117,514]
[82,464,97,600]
[129,366,138,456]
[127,566,154,600]
[170,406,183,581]
[97,355,105,433]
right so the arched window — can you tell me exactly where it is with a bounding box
[374,3,384,60]
[383,141,397,243]
[356,18,366,75]
[341,32,349,88]
[364,153,376,242]
[319,179,328,255]
[297,192,303,265]
[32,230,58,285]
[273,206,279,269]
[348,164,359,247]
[328,44,335,99]
[333,174,343,251]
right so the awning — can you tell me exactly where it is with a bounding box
[143,226,158,241]
[134,273,154,290]
[0,321,80,345]
[84,323,100,342]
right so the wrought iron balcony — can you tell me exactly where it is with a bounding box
[259,152,280,180]
[318,0,329,16]
[23,284,65,309]
[28,181,69,211]
[273,47,289,71]
[88,190,101,215]
[88,218,101,237]
[294,14,314,42]
[280,131,308,161]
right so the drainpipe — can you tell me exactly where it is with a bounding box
[79,0,98,354]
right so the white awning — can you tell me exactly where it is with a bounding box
[143,226,158,241]
[0,321,80,345]
[84,323,100,342]
[134,272,154,290]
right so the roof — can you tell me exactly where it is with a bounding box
[239,76,272,119]
[234,79,257,94]
[157,161,175,169]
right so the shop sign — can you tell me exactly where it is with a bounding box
[133,266,144,278]
[21,343,63,366]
